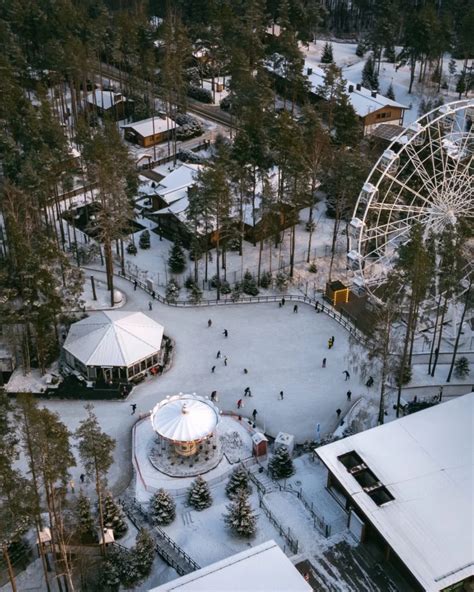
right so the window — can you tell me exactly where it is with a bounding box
[338,451,395,506]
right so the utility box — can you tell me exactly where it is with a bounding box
[274,432,295,456]
[252,432,268,458]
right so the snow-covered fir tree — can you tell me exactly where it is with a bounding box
[187,281,203,304]
[361,54,379,90]
[241,270,259,295]
[139,229,151,249]
[76,492,97,543]
[225,465,252,499]
[149,488,176,525]
[268,446,295,479]
[321,42,334,64]
[223,490,257,537]
[187,475,213,510]
[166,278,180,303]
[168,240,186,273]
[133,528,155,579]
[386,82,395,100]
[103,493,128,538]
[454,357,470,378]
[333,94,360,146]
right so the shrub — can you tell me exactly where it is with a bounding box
[187,281,203,304]
[139,230,151,249]
[126,242,137,255]
[187,85,213,103]
[454,357,470,378]
[209,275,231,294]
[231,282,242,302]
[259,271,272,289]
[395,364,412,387]
[308,262,317,273]
[275,271,290,292]
[242,270,259,296]
[219,96,232,111]
[166,279,180,303]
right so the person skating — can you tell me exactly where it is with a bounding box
[336,408,341,418]
[243,368,248,374]
[244,387,251,397]
[148,301,153,311]
[223,329,228,337]
[151,290,156,299]
[343,370,350,381]
[224,356,228,366]
[211,391,217,402]
[252,409,258,421]
[293,304,298,313]
[130,403,137,415]
[237,399,243,409]
[281,297,286,306]
[346,390,352,401]
[211,366,216,373]
[133,280,138,291]
[366,376,374,387]
[279,390,284,400]
[331,336,335,345]
[80,473,85,484]
[322,358,326,368]
[328,339,333,350]
[208,319,212,328]
[216,350,221,359]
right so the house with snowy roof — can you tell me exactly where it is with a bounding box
[316,393,474,592]
[304,62,409,135]
[85,89,128,120]
[122,115,177,147]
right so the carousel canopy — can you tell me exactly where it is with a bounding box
[151,394,220,442]
[63,311,164,367]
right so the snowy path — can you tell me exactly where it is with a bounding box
[41,271,369,492]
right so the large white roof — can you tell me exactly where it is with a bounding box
[316,394,474,592]
[155,164,202,206]
[151,394,219,442]
[63,311,164,367]
[305,61,408,117]
[122,116,177,138]
[149,540,312,591]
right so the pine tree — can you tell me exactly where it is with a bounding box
[76,493,97,543]
[355,40,366,57]
[133,528,155,579]
[75,404,116,554]
[386,82,396,100]
[168,241,186,274]
[139,230,151,249]
[103,493,128,539]
[268,446,295,479]
[165,279,180,303]
[456,73,466,99]
[241,270,259,296]
[187,476,213,510]
[225,465,252,499]
[454,357,470,378]
[333,93,361,147]
[223,490,257,537]
[321,42,334,64]
[149,489,176,525]
[361,55,379,90]
[187,281,203,304]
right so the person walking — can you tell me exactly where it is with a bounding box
[211,365,216,373]
[216,350,221,359]
[211,391,217,402]
[148,301,153,311]
[237,399,243,409]
[252,409,258,421]
[224,356,228,366]
[293,304,298,313]
[336,408,341,418]
[79,473,85,484]
[243,368,248,374]
[151,290,156,299]
[328,339,333,350]
[281,297,286,306]
[279,390,284,400]
[366,376,374,387]
[208,319,212,328]
[343,370,350,381]
[133,280,138,291]
[223,329,228,337]
[130,403,137,415]
[346,390,352,401]
[322,358,326,368]
[244,387,250,397]
[331,336,335,346]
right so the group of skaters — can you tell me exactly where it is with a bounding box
[278,297,299,313]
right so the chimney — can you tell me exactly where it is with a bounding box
[356,83,361,91]
[348,84,354,92]
[307,67,313,76]
[371,90,377,98]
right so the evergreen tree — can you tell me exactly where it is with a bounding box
[361,54,379,90]
[321,42,334,64]
[223,490,257,537]
[75,404,116,554]
[165,278,180,303]
[139,229,151,249]
[386,82,395,100]
[241,271,259,296]
[268,446,295,479]
[187,281,203,304]
[355,40,366,57]
[168,241,187,274]
[133,528,155,579]
[187,476,213,510]
[333,93,361,146]
[103,493,128,539]
[76,493,97,543]
[454,357,470,378]
[149,489,176,525]
[225,465,252,499]
[456,73,466,99]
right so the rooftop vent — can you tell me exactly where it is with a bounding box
[356,83,361,91]
[307,67,313,76]
[371,90,377,98]
[348,84,354,92]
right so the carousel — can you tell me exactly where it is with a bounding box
[149,393,223,477]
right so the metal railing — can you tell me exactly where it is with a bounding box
[258,496,299,555]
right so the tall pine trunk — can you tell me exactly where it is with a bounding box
[447,280,471,382]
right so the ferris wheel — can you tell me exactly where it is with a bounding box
[347,99,474,301]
